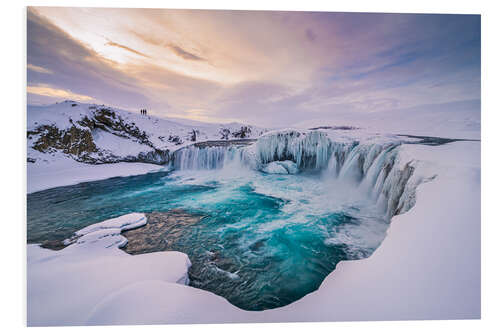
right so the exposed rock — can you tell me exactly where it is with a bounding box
[189,129,199,142]
[193,139,256,148]
[122,210,205,255]
[232,126,252,138]
[27,107,171,165]
[168,135,183,145]
[40,239,67,251]
[28,124,98,161]
[219,128,230,140]
[308,125,360,130]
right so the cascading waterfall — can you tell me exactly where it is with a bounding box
[173,145,249,170]
[172,130,426,219]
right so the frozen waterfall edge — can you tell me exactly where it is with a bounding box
[171,130,436,219]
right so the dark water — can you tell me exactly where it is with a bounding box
[27,169,388,311]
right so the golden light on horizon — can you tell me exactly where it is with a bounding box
[27,85,95,101]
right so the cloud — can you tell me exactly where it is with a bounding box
[27,63,53,74]
[105,40,150,58]
[27,8,481,127]
[28,85,94,101]
[167,43,205,61]
[27,8,150,109]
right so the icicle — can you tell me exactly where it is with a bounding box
[256,130,332,169]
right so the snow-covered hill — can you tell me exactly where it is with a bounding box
[27,101,268,166]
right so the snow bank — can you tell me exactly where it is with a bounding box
[27,213,192,326]
[27,141,480,325]
[27,154,165,194]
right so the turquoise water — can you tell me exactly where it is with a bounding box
[27,168,389,311]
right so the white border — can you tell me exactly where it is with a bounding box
[2,1,498,332]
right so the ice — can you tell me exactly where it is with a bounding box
[261,160,299,174]
[256,130,331,169]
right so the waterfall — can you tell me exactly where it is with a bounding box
[256,130,332,169]
[172,130,431,218]
[172,145,249,170]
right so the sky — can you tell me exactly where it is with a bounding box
[27,7,480,127]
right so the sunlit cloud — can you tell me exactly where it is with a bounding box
[105,39,150,58]
[28,85,94,101]
[170,108,238,123]
[27,63,53,74]
[167,43,205,61]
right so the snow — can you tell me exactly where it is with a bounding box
[74,213,147,237]
[27,213,192,326]
[27,154,165,193]
[28,102,93,131]
[27,140,480,325]
[293,100,480,140]
[91,128,153,157]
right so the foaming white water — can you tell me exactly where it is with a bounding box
[171,130,433,219]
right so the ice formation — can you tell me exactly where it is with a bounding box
[172,130,431,218]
